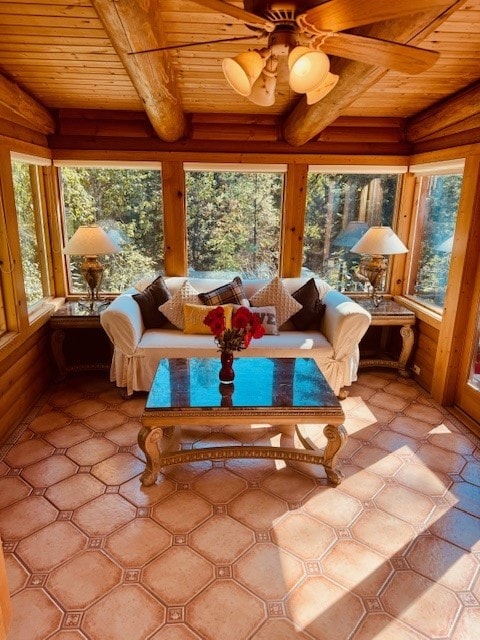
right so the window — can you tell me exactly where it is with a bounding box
[11,158,51,309]
[303,169,402,291]
[408,162,464,310]
[59,166,164,293]
[185,166,285,279]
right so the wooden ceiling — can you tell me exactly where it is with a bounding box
[0,0,480,148]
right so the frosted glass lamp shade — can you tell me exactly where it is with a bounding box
[288,46,330,94]
[306,72,339,105]
[63,225,120,256]
[350,226,408,256]
[222,51,265,97]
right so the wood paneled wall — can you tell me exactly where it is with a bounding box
[0,326,53,441]
[1,110,480,434]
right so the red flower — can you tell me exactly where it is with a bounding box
[204,305,265,353]
[232,306,251,329]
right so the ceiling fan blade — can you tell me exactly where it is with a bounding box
[191,0,275,32]
[129,34,264,56]
[298,0,452,34]
[316,32,440,74]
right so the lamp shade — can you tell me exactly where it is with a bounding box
[350,226,408,255]
[306,72,339,105]
[288,46,330,94]
[222,51,265,97]
[63,225,120,256]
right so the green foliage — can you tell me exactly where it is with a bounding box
[186,172,282,278]
[413,174,462,308]
[304,173,398,290]
[11,161,44,306]
[61,167,164,291]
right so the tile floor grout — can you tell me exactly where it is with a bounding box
[0,370,479,640]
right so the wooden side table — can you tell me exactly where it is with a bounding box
[49,301,112,380]
[353,297,416,377]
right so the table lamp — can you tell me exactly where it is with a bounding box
[63,224,119,306]
[350,226,408,306]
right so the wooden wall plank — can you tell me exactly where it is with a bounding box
[162,160,187,276]
[280,164,308,278]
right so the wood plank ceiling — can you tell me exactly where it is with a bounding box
[0,0,479,146]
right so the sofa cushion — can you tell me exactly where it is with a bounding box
[183,303,234,334]
[132,275,171,329]
[158,280,201,330]
[291,278,326,330]
[249,276,302,327]
[250,305,279,335]
[198,276,248,306]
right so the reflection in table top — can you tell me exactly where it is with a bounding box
[353,297,416,318]
[145,357,341,412]
[50,300,110,318]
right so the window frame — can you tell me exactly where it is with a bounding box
[404,159,465,314]
[184,163,287,280]
[10,152,54,316]
[55,161,165,297]
[303,165,407,293]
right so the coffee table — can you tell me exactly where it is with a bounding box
[139,357,347,487]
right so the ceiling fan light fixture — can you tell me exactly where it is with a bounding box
[222,51,266,97]
[247,56,278,106]
[306,72,339,105]
[288,46,330,94]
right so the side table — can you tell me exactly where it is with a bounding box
[49,301,112,380]
[353,297,416,377]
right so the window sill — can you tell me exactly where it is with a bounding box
[394,295,442,330]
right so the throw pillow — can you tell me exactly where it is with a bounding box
[158,280,201,330]
[199,276,248,306]
[250,305,279,335]
[249,276,302,327]
[290,278,326,330]
[132,275,171,329]
[184,303,234,334]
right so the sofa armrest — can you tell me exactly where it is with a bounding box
[321,290,371,361]
[100,294,144,356]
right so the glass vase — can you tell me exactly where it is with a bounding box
[219,350,235,384]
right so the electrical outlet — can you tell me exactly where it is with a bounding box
[412,364,421,375]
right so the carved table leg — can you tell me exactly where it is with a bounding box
[322,424,348,485]
[398,325,415,377]
[138,426,164,486]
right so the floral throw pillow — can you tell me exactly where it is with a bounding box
[158,280,201,330]
[249,276,302,328]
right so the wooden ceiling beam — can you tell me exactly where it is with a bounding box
[406,80,480,142]
[92,0,186,143]
[0,73,55,135]
[283,1,467,147]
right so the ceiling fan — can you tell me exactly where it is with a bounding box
[132,0,449,106]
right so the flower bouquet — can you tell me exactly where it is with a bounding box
[204,306,265,383]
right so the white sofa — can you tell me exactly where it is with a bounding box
[100,276,371,397]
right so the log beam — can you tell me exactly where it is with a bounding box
[92,0,186,143]
[283,1,466,147]
[0,73,54,135]
[406,80,480,142]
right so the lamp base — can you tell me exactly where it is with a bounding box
[357,255,387,306]
[81,255,104,302]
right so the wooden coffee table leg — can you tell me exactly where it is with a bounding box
[138,426,164,486]
[322,423,348,485]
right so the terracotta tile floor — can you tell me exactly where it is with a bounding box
[1,370,479,640]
